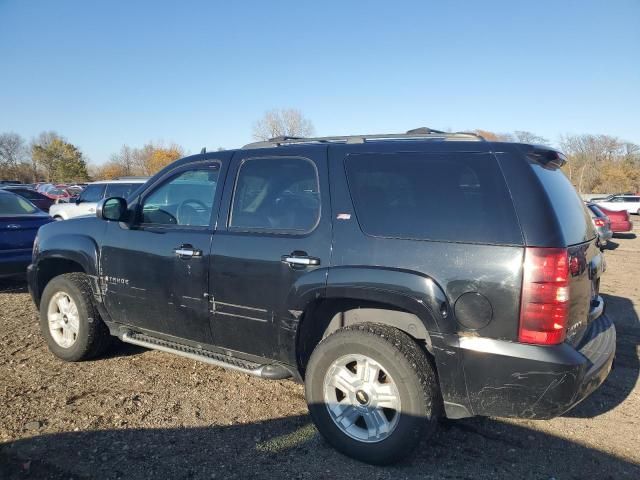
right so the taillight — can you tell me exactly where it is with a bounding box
[594,218,606,227]
[519,247,569,345]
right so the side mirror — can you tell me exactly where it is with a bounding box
[97,197,127,222]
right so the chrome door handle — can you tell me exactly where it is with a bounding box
[174,245,202,258]
[281,255,320,266]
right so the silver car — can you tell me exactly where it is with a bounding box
[586,203,613,247]
[49,178,148,220]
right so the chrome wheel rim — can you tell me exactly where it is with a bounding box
[323,354,401,443]
[47,291,80,348]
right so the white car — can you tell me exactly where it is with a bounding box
[49,178,148,220]
[593,194,640,215]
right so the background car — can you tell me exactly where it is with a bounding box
[0,190,52,277]
[586,203,613,247]
[597,205,634,233]
[594,194,640,215]
[49,177,148,220]
[38,184,73,201]
[0,185,55,212]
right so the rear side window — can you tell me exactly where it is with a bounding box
[345,152,522,244]
[531,164,594,245]
[0,193,37,215]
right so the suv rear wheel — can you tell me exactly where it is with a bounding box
[39,273,111,361]
[305,323,439,464]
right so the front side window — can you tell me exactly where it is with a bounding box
[140,166,219,227]
[79,184,106,203]
[230,157,320,232]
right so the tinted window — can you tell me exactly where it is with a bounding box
[623,196,640,202]
[531,164,595,245]
[79,184,105,202]
[0,193,38,215]
[587,204,606,218]
[230,157,320,232]
[106,182,140,198]
[345,153,522,244]
[141,167,219,226]
[10,189,40,200]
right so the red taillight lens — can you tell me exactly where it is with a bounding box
[594,218,605,227]
[519,247,569,345]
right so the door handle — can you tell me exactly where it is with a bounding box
[174,244,203,258]
[281,254,320,266]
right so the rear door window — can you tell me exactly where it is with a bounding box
[530,164,595,245]
[230,157,320,233]
[79,184,106,202]
[105,183,140,198]
[345,152,522,245]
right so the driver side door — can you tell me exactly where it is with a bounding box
[100,159,226,344]
[72,183,106,217]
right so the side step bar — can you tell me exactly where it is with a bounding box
[121,331,292,380]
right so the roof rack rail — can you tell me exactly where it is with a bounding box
[242,127,485,149]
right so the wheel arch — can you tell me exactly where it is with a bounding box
[31,235,100,307]
[294,268,452,378]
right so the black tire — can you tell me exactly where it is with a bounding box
[305,323,439,465]
[39,273,111,361]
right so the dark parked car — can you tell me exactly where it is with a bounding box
[1,186,55,212]
[27,130,615,464]
[586,203,613,246]
[1,190,52,277]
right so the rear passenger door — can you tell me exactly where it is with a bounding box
[209,147,332,360]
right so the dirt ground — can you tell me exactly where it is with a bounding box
[1,230,639,479]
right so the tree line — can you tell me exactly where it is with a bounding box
[475,129,640,193]
[1,109,638,193]
[0,132,185,183]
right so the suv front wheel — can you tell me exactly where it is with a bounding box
[305,323,440,464]
[39,273,111,361]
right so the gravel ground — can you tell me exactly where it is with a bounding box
[1,229,639,479]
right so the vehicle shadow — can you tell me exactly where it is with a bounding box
[564,293,639,418]
[1,412,638,480]
[613,232,637,240]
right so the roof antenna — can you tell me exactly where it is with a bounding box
[200,147,206,154]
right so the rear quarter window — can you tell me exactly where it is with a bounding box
[345,152,523,245]
[530,164,595,245]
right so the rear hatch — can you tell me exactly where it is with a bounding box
[530,163,603,346]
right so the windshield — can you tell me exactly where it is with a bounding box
[0,193,38,215]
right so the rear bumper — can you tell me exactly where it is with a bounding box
[611,220,633,233]
[436,311,615,420]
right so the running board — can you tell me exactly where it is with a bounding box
[121,331,292,380]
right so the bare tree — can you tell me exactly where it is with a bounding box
[252,108,315,141]
[0,132,26,177]
[513,131,549,145]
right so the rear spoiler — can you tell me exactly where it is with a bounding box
[525,144,567,168]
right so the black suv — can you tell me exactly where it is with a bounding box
[27,130,615,464]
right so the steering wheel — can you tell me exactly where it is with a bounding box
[176,199,209,226]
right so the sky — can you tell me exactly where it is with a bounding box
[1,0,639,165]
